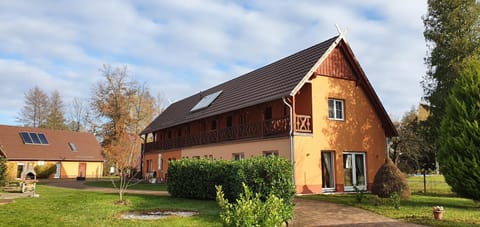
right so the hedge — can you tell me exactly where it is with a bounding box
[167,156,295,204]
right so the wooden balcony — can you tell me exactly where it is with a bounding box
[145,117,291,151]
[295,115,312,133]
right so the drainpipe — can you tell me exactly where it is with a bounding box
[282,97,296,187]
[140,134,146,178]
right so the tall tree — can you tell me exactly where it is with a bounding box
[438,58,480,201]
[90,65,158,201]
[390,108,435,175]
[44,90,67,130]
[422,0,480,140]
[17,86,49,127]
[67,97,87,132]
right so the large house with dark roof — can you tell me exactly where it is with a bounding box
[141,34,397,194]
[0,125,104,180]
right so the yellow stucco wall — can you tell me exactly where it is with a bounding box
[182,138,290,160]
[293,76,387,193]
[60,161,103,179]
[5,161,102,179]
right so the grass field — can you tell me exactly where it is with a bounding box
[303,175,480,227]
[408,175,453,195]
[84,180,168,191]
[0,185,220,227]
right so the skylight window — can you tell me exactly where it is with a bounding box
[19,132,49,145]
[68,142,77,152]
[190,90,223,112]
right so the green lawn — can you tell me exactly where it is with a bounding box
[302,175,480,227]
[0,185,220,227]
[408,175,453,195]
[84,180,168,191]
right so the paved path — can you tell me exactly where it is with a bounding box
[41,180,422,226]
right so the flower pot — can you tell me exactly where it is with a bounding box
[433,211,444,220]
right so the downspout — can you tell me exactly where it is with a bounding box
[140,134,146,178]
[282,97,296,188]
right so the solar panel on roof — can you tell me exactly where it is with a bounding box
[38,133,49,144]
[30,133,41,144]
[191,90,223,112]
[19,132,49,145]
[19,132,33,144]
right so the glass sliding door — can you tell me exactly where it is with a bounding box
[321,151,335,192]
[343,152,366,191]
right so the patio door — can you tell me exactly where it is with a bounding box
[321,151,335,192]
[343,152,366,191]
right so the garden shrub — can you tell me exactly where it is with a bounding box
[167,156,295,205]
[34,163,57,179]
[216,183,293,226]
[0,156,6,186]
[372,158,410,199]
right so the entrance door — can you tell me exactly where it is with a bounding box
[321,151,335,192]
[343,152,366,191]
[78,163,86,178]
[54,162,61,178]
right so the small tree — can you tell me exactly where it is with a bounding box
[109,133,142,202]
[438,58,480,201]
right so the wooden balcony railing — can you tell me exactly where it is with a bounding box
[295,115,312,133]
[145,117,291,151]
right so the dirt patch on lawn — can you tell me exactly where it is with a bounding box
[0,199,15,205]
[120,208,199,220]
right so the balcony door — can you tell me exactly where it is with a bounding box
[321,151,335,192]
[343,152,366,191]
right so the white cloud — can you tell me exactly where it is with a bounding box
[0,0,428,126]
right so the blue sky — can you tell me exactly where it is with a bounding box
[0,0,427,125]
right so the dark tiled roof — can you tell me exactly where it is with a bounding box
[142,36,339,134]
[0,125,104,162]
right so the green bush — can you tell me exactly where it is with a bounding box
[167,156,295,205]
[372,158,410,199]
[34,163,57,179]
[0,156,6,186]
[390,192,401,209]
[216,183,293,226]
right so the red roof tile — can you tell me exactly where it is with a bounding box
[0,125,104,162]
[142,35,397,137]
[142,36,339,134]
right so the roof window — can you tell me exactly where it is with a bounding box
[68,142,77,152]
[19,132,49,145]
[190,90,222,112]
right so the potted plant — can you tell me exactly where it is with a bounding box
[432,206,444,220]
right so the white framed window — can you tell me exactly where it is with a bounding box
[328,99,344,120]
[232,153,244,161]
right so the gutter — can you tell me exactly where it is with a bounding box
[282,97,296,187]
